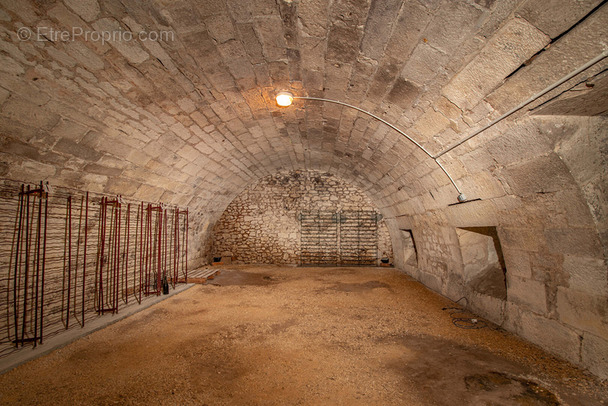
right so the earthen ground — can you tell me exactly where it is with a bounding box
[0,266,606,405]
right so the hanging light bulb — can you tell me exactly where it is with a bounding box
[275,91,294,107]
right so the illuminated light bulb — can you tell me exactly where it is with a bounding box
[276,92,294,107]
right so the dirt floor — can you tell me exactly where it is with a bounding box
[0,266,606,405]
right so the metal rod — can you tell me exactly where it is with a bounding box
[21,186,30,346]
[124,203,130,305]
[185,208,188,283]
[82,192,88,326]
[98,197,107,313]
[73,195,83,327]
[163,208,167,287]
[173,208,178,285]
[157,207,162,295]
[434,50,608,158]
[293,96,465,199]
[115,202,121,312]
[33,185,42,346]
[65,196,72,329]
[40,192,48,343]
[144,204,150,295]
[138,202,143,304]
[13,185,24,345]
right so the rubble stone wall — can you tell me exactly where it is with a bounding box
[212,170,393,265]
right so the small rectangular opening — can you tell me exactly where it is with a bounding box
[400,229,418,267]
[456,226,506,300]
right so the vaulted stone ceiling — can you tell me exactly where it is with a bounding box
[0,0,607,254]
[1,0,608,378]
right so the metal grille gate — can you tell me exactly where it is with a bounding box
[300,210,379,266]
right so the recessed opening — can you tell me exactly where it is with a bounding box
[400,229,418,267]
[456,227,507,300]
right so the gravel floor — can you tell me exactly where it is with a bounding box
[0,265,606,405]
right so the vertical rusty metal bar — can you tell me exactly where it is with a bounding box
[173,208,178,285]
[13,185,24,345]
[73,195,84,327]
[124,203,130,305]
[33,185,42,346]
[114,202,121,313]
[65,196,72,329]
[163,208,167,287]
[106,201,114,312]
[157,207,162,295]
[40,192,48,343]
[137,202,143,304]
[144,204,149,296]
[138,202,143,303]
[82,192,88,326]
[185,208,188,283]
[21,185,31,346]
[97,197,107,313]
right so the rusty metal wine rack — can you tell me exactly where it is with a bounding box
[0,179,189,358]
[299,210,379,266]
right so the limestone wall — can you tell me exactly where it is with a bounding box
[388,116,608,379]
[211,170,393,265]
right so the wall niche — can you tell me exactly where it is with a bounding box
[456,227,507,300]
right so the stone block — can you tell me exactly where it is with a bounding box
[443,18,549,110]
[177,97,197,114]
[515,0,602,39]
[326,24,361,63]
[387,78,420,110]
[487,4,608,113]
[498,227,545,252]
[133,183,165,202]
[177,144,200,162]
[507,275,547,314]
[83,163,122,177]
[65,41,105,71]
[545,228,603,257]
[518,309,581,364]
[205,14,235,43]
[104,177,140,197]
[501,248,532,279]
[468,291,506,326]
[1,97,60,130]
[401,42,448,85]
[485,120,553,167]
[47,3,90,39]
[6,157,57,179]
[581,332,608,380]
[53,138,102,161]
[501,153,576,196]
[418,268,444,294]
[460,171,507,200]
[91,18,149,64]
[0,54,24,75]
[0,0,38,23]
[556,287,608,339]
[254,15,287,61]
[0,87,9,104]
[64,0,100,22]
[422,1,484,54]
[445,199,498,228]
[296,0,330,38]
[157,132,185,153]
[126,149,151,166]
[45,47,77,68]
[50,119,88,142]
[359,0,403,60]
[411,108,450,139]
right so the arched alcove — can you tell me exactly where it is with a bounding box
[210,170,393,266]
